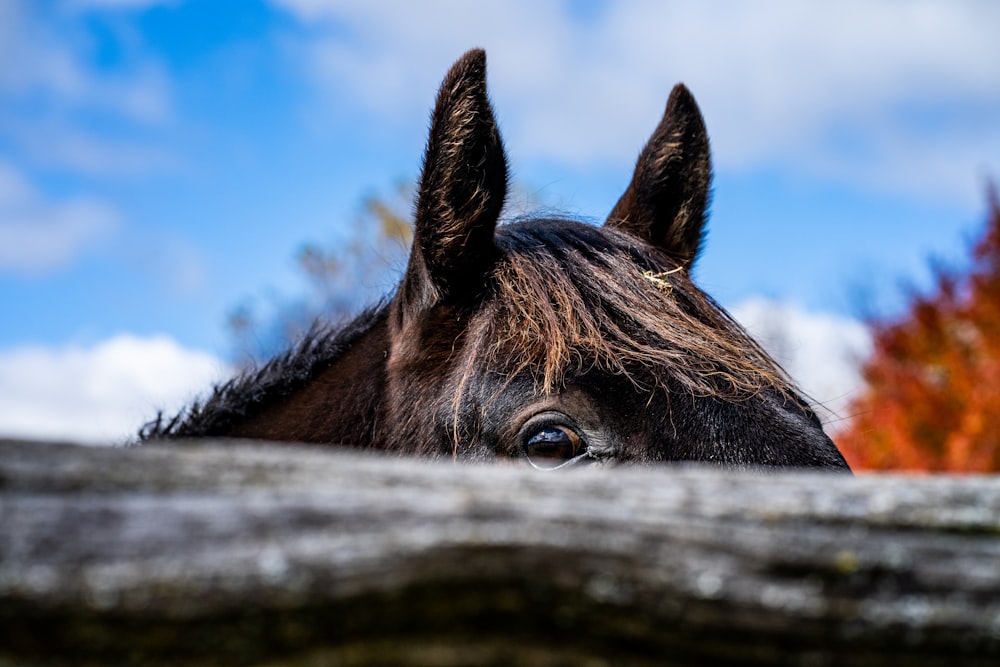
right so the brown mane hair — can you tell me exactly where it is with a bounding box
[464,219,792,400]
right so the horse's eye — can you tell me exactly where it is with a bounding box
[524,425,583,469]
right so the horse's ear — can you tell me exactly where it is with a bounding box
[402,49,508,312]
[606,84,711,270]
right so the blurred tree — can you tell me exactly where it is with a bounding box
[835,190,1000,472]
[228,182,413,366]
[228,180,549,366]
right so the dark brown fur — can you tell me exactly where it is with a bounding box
[144,50,849,471]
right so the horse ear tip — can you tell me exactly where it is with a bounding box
[667,83,699,110]
[464,48,487,64]
[663,83,708,146]
[451,49,489,79]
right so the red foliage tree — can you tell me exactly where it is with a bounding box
[836,192,1000,472]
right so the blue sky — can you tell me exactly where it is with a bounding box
[1,0,998,442]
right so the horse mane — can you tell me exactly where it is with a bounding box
[138,305,388,440]
[465,218,795,401]
[142,217,801,444]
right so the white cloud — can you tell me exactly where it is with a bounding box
[0,0,173,177]
[731,298,872,428]
[269,0,1000,208]
[0,335,231,445]
[10,124,177,176]
[0,160,119,275]
[0,2,172,125]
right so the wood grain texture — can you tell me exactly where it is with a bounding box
[2,439,999,666]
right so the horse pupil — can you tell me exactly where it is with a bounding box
[526,427,575,460]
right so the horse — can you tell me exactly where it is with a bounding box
[142,49,850,471]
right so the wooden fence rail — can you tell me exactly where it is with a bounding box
[2,439,999,666]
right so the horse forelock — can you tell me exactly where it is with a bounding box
[462,218,794,401]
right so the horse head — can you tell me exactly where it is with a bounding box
[145,49,849,471]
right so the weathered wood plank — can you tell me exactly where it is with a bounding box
[2,439,999,666]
